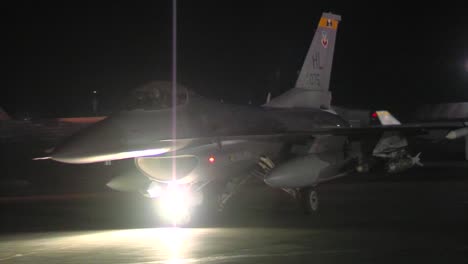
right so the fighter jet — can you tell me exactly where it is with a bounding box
[45,12,466,223]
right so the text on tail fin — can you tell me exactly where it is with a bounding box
[264,12,341,109]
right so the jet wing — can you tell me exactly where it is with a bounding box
[297,121,467,138]
[164,121,466,142]
[47,119,466,164]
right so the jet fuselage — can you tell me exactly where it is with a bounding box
[51,96,348,164]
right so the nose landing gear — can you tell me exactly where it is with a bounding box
[299,187,319,215]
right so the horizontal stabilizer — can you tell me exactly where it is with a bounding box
[376,111,401,126]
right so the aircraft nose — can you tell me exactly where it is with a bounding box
[51,118,126,164]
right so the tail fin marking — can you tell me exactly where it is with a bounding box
[265,12,341,109]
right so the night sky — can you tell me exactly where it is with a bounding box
[3,1,467,117]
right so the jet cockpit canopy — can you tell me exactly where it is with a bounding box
[124,81,194,111]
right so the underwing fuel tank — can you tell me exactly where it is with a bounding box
[264,153,349,188]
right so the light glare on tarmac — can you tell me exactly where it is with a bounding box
[1,226,467,264]
[0,228,195,263]
[0,228,326,264]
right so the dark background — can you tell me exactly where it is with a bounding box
[2,1,467,117]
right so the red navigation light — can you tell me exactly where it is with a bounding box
[208,156,215,164]
[371,112,378,119]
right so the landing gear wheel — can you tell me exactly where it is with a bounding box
[300,187,319,215]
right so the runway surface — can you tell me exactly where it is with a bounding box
[1,226,466,264]
[0,163,467,263]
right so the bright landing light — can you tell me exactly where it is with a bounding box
[147,182,163,198]
[157,182,192,225]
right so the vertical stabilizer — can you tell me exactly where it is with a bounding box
[265,12,341,109]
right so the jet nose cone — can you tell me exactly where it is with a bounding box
[51,118,125,164]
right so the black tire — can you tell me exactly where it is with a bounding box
[300,187,319,215]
